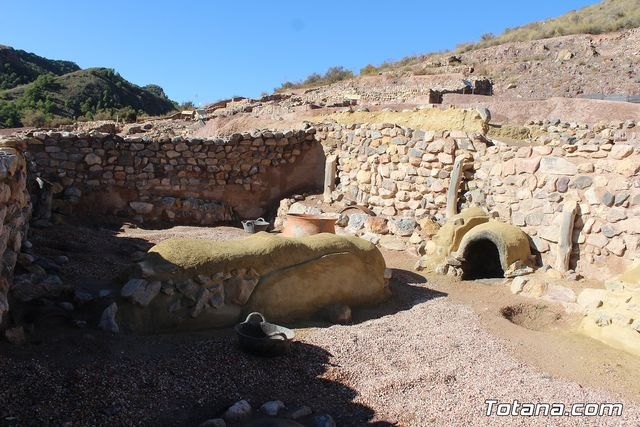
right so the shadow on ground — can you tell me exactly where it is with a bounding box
[0,327,395,426]
[3,220,406,426]
[353,268,447,324]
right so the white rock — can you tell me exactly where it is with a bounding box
[543,284,577,303]
[510,277,528,294]
[539,157,577,175]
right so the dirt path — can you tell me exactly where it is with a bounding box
[2,224,640,426]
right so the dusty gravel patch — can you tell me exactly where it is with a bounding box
[305,294,640,426]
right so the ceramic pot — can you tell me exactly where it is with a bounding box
[281,214,337,237]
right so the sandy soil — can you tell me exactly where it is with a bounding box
[2,223,640,426]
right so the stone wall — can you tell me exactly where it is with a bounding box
[0,140,31,327]
[317,119,640,280]
[315,122,487,219]
[25,128,324,224]
[297,75,492,106]
[472,120,640,279]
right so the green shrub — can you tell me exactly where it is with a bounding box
[360,64,379,76]
[21,109,48,127]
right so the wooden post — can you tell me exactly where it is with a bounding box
[323,155,337,203]
[446,155,465,219]
[555,200,578,272]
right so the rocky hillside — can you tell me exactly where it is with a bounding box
[454,28,640,99]
[274,0,640,102]
[0,47,175,128]
[456,0,640,52]
[0,45,80,90]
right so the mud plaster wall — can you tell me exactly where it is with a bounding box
[0,142,31,327]
[25,128,324,224]
[317,121,640,280]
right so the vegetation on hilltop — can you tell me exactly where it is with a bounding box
[456,0,640,53]
[273,0,640,91]
[0,68,176,128]
[275,66,354,92]
[0,45,80,90]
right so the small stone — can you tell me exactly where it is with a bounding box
[260,400,285,416]
[224,276,258,306]
[223,400,252,423]
[129,202,154,214]
[510,276,528,294]
[364,216,388,234]
[601,224,621,238]
[53,255,69,265]
[539,157,577,175]
[601,192,615,207]
[121,278,147,298]
[610,144,633,160]
[320,303,352,324]
[418,217,439,237]
[379,236,406,251]
[446,255,463,267]
[17,253,34,267]
[4,326,26,345]
[572,176,592,190]
[614,192,630,206]
[564,271,583,281]
[607,237,626,256]
[555,176,569,193]
[98,303,119,333]
[607,207,627,223]
[592,311,612,327]
[312,414,336,427]
[198,419,226,427]
[122,279,161,306]
[287,405,312,420]
[388,218,417,237]
[346,213,368,233]
[84,153,102,165]
[59,301,74,311]
[543,284,577,303]
[335,213,349,227]
[504,261,533,278]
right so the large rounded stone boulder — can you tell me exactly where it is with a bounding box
[118,233,389,333]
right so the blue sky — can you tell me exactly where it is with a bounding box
[1,0,599,105]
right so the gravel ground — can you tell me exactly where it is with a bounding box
[3,224,640,426]
[305,292,640,426]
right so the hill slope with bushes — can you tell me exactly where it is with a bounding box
[0,47,175,128]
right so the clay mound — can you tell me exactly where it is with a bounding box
[120,233,389,332]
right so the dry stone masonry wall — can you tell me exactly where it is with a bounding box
[25,128,323,224]
[0,141,31,327]
[473,120,640,279]
[317,119,640,280]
